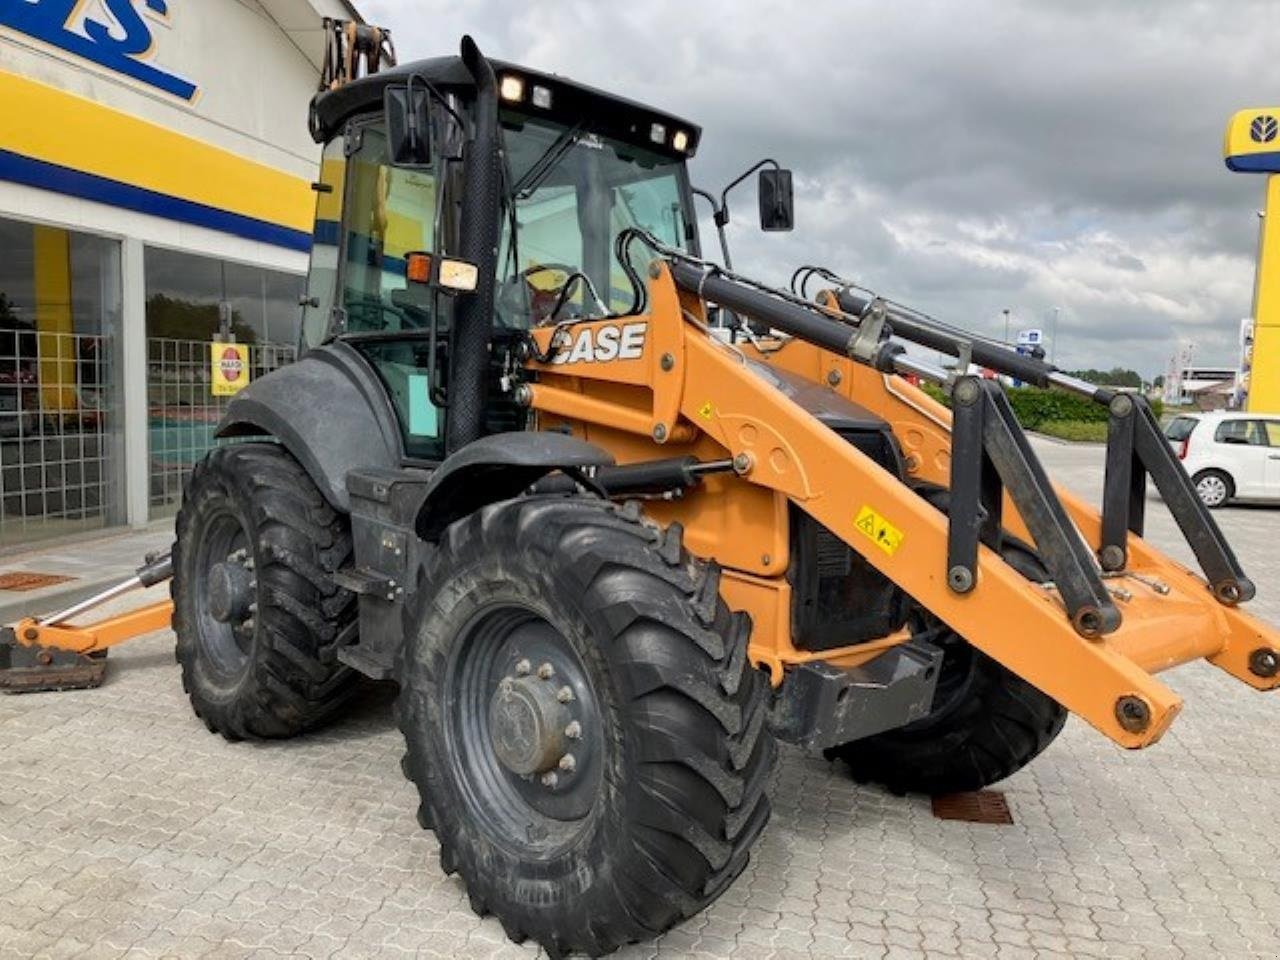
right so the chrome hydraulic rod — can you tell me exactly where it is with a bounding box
[670,259,948,385]
[40,551,173,627]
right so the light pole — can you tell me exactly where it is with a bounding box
[1002,308,1011,344]
[1050,307,1060,364]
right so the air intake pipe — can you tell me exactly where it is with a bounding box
[446,35,502,451]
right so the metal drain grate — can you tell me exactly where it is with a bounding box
[931,790,1014,824]
[0,571,77,592]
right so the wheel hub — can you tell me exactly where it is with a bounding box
[207,556,254,625]
[488,674,568,775]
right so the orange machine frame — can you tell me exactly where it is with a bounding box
[524,262,1280,750]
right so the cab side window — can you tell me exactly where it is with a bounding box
[300,137,346,350]
[1215,420,1266,445]
[342,125,438,335]
[1264,421,1280,446]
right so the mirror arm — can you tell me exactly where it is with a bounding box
[717,158,781,226]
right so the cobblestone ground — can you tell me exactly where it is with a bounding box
[2,440,1279,959]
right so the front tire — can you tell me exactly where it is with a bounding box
[830,543,1066,794]
[398,497,775,957]
[172,443,357,739]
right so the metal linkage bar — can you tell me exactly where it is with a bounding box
[949,378,1119,638]
[1100,394,1254,605]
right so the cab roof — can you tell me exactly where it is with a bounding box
[310,55,702,158]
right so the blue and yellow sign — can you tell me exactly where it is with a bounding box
[0,0,198,102]
[1226,106,1280,412]
[1224,108,1280,173]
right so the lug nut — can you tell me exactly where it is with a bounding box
[558,754,576,773]
[564,720,582,740]
[537,663,555,680]
[541,771,559,788]
[556,686,574,704]
[514,659,531,676]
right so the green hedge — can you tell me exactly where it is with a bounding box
[914,381,1162,430]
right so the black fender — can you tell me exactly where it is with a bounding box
[216,342,401,512]
[415,432,614,541]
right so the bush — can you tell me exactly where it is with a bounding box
[909,379,1158,435]
[1004,387,1109,429]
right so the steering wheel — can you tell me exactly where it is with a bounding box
[517,262,582,325]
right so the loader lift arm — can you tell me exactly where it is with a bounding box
[519,241,1280,749]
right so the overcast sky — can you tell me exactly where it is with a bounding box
[361,0,1277,377]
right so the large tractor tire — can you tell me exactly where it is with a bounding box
[172,443,357,740]
[829,542,1066,795]
[398,497,775,957]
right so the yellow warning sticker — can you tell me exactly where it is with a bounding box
[698,400,715,421]
[855,505,905,556]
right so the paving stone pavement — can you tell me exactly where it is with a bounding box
[2,439,1279,959]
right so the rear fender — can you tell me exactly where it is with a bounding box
[216,342,401,512]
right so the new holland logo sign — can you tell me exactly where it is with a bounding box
[210,343,250,396]
[1251,115,1278,144]
[0,1,198,101]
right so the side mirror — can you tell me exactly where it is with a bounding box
[758,168,794,231]
[385,84,432,167]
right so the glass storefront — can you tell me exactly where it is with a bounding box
[0,217,124,546]
[145,247,303,516]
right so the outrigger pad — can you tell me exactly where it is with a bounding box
[0,628,107,694]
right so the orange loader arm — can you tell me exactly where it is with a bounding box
[522,261,1280,750]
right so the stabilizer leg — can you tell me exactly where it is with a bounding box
[0,628,107,693]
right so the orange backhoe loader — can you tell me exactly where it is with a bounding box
[2,32,1277,958]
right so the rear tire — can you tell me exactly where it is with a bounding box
[172,443,357,739]
[397,497,775,957]
[829,543,1066,794]
[1193,469,1233,509]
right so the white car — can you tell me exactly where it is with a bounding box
[1164,411,1280,508]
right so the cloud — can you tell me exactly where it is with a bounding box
[358,0,1274,376]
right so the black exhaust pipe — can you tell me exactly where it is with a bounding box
[447,35,502,451]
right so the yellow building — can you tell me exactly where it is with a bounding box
[0,0,362,546]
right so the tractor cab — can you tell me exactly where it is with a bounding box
[299,55,709,461]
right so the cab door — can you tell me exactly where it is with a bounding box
[305,119,451,463]
[1215,419,1269,497]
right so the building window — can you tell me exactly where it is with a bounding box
[0,217,123,547]
[145,248,303,517]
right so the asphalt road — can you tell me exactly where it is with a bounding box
[1,438,1278,959]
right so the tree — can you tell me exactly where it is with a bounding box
[145,294,257,343]
[1065,367,1142,388]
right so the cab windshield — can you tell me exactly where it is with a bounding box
[496,111,692,328]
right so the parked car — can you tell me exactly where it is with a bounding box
[1164,411,1280,508]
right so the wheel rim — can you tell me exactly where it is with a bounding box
[444,604,604,853]
[1197,474,1227,506]
[192,508,255,677]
